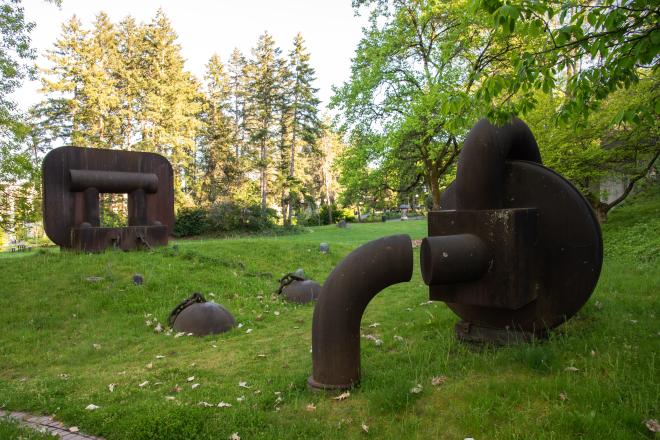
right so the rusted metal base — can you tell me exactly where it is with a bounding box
[70,225,167,253]
[307,376,356,392]
[455,321,547,346]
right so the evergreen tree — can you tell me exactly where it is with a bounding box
[244,32,282,211]
[284,33,321,224]
[199,54,240,204]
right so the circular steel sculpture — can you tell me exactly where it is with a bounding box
[168,293,235,336]
[422,118,603,342]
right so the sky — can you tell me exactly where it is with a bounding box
[13,0,369,112]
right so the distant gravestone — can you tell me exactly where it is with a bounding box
[319,243,330,254]
[337,220,347,228]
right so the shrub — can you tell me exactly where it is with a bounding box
[317,204,355,225]
[173,208,208,237]
[207,201,277,233]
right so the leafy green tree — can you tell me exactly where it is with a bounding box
[333,0,517,209]
[527,76,659,221]
[473,0,659,123]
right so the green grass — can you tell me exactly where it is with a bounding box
[0,193,658,440]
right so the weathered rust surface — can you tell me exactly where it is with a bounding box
[169,293,236,336]
[282,280,322,304]
[422,118,603,336]
[309,234,413,391]
[42,146,174,252]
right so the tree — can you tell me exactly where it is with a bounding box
[198,54,241,204]
[473,0,659,124]
[37,10,203,208]
[333,0,519,209]
[527,76,659,221]
[281,33,322,225]
[0,0,58,237]
[243,32,283,211]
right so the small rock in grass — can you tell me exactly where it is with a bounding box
[85,404,100,411]
[133,274,144,285]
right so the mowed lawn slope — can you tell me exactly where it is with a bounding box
[0,193,658,440]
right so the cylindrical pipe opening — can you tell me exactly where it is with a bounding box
[420,234,491,285]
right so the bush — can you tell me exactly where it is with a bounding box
[173,208,208,237]
[207,201,277,233]
[317,204,355,225]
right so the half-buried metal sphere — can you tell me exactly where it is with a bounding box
[282,280,321,304]
[169,293,235,336]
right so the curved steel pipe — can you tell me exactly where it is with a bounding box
[455,118,542,210]
[308,234,413,391]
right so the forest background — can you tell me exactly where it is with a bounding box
[0,0,658,244]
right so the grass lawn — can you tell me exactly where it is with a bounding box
[0,191,658,440]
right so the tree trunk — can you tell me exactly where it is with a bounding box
[260,141,267,211]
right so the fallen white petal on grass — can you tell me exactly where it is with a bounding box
[410,384,423,394]
[139,381,149,388]
[218,401,232,408]
[93,343,101,350]
[174,332,186,338]
[187,332,194,336]
[559,392,568,401]
[154,323,163,333]
[236,395,245,402]
[229,433,240,440]
[191,383,200,389]
[69,427,79,433]
[431,376,447,386]
[238,381,250,389]
[564,366,580,372]
[361,423,369,433]
[246,328,253,334]
[257,354,266,358]
[156,355,165,359]
[237,323,244,329]
[85,404,100,411]
[333,391,351,401]
[198,401,214,407]
[393,335,404,342]
[644,419,660,433]
[146,362,153,369]
[108,383,116,392]
[274,311,280,316]
[165,396,176,401]
[306,403,316,412]
[368,322,380,328]
[187,376,195,382]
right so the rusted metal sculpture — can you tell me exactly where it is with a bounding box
[42,146,174,252]
[168,293,236,336]
[308,234,413,391]
[277,272,322,304]
[308,118,602,391]
[422,118,602,343]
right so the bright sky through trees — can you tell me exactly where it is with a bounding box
[12,0,367,111]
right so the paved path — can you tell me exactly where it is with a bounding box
[1,410,104,440]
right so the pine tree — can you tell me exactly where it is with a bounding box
[199,54,239,204]
[244,32,282,212]
[284,33,321,224]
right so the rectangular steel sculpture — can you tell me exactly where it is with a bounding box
[42,146,174,252]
